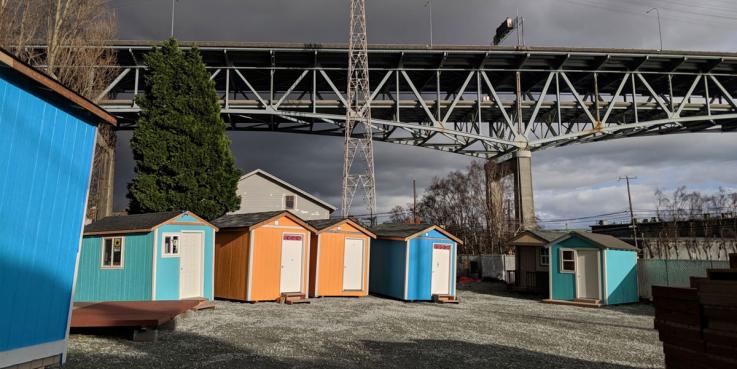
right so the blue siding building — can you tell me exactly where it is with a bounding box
[74,211,217,302]
[547,231,639,306]
[0,49,116,368]
[369,224,461,301]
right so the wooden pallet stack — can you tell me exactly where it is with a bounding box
[652,253,737,369]
[652,286,705,369]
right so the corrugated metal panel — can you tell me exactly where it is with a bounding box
[406,230,456,301]
[638,259,729,300]
[605,249,638,304]
[73,233,154,302]
[0,76,96,351]
[368,239,406,299]
[156,223,216,300]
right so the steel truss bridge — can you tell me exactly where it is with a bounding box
[99,41,737,159]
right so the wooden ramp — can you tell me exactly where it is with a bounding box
[71,300,203,329]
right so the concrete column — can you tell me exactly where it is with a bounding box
[513,150,536,229]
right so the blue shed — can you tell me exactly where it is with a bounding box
[74,211,218,302]
[0,49,116,367]
[546,231,639,307]
[369,224,461,301]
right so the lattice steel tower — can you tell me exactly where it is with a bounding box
[342,0,376,223]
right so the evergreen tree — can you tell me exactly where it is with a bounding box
[128,38,241,220]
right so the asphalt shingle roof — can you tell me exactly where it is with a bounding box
[370,223,435,238]
[211,211,285,229]
[84,211,183,234]
[307,218,347,231]
[528,230,568,242]
[568,231,638,251]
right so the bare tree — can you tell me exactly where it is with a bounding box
[653,186,737,260]
[392,161,516,255]
[0,0,119,221]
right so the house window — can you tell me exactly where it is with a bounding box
[101,237,124,268]
[163,234,180,256]
[284,195,296,210]
[560,249,575,273]
[539,248,549,266]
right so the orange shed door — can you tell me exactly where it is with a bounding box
[280,234,305,293]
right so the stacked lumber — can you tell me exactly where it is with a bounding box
[653,259,737,369]
[432,294,460,304]
[652,286,705,369]
[699,270,737,369]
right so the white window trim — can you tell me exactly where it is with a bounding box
[162,232,181,258]
[100,236,125,269]
[539,247,550,267]
[283,194,297,210]
[560,248,576,274]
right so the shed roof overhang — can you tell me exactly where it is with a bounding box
[311,218,377,239]
[0,48,117,126]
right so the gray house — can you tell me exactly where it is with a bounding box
[230,169,336,220]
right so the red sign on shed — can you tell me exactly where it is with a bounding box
[433,243,451,250]
[283,234,303,241]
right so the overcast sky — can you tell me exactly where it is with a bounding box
[110,0,737,228]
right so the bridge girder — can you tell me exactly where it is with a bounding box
[91,42,737,158]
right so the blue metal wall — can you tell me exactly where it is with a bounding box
[406,230,457,301]
[155,220,215,300]
[605,249,638,304]
[0,76,96,352]
[73,233,154,302]
[368,239,406,299]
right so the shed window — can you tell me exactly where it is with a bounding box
[539,248,549,266]
[284,195,296,210]
[101,237,124,268]
[560,249,575,273]
[163,235,180,256]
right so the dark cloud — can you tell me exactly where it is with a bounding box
[111,0,737,225]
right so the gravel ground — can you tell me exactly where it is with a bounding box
[66,282,664,369]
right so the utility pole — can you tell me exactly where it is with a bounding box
[412,179,417,224]
[645,8,663,51]
[342,0,377,225]
[424,1,433,47]
[170,0,178,37]
[619,176,639,249]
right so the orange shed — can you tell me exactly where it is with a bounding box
[212,211,317,302]
[307,218,376,298]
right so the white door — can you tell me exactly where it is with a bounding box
[431,244,452,295]
[179,232,203,299]
[280,234,304,293]
[576,250,599,299]
[342,239,364,290]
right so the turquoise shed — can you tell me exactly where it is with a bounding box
[369,224,462,302]
[545,231,639,307]
[74,211,218,302]
[0,49,116,367]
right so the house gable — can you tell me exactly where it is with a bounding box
[232,171,334,220]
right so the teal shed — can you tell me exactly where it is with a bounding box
[0,48,116,368]
[545,231,639,306]
[74,211,218,302]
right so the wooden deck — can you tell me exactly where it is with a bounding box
[542,298,602,308]
[70,300,204,329]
